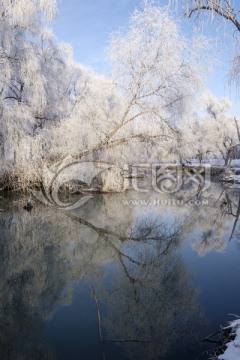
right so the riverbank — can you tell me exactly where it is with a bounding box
[0,163,239,195]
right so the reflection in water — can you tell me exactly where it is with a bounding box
[180,185,240,256]
[0,184,239,359]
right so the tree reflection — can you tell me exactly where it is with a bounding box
[172,184,240,256]
[0,183,239,359]
[221,189,240,241]
[84,213,203,360]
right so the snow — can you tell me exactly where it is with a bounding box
[218,319,240,360]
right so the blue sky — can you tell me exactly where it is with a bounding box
[51,0,240,115]
[52,0,140,73]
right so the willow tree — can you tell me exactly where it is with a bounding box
[0,0,91,186]
[179,95,238,165]
[172,0,240,85]
[0,0,208,191]
[182,0,240,30]
[50,1,206,167]
[0,0,56,166]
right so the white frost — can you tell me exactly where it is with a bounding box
[218,320,240,360]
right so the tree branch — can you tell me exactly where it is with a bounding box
[187,3,240,32]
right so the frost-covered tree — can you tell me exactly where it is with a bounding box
[0,0,91,182]
[178,0,240,31]
[0,0,210,191]
[179,95,238,165]
[203,95,239,166]
[179,115,212,163]
[172,0,240,87]
[0,0,57,171]
[50,1,206,168]
[106,2,205,157]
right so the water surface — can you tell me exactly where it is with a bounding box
[0,183,240,360]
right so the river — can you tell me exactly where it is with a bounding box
[0,182,240,360]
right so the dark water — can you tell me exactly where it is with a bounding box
[0,183,240,360]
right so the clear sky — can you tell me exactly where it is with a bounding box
[51,0,240,116]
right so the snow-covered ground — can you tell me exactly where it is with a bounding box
[218,319,240,360]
